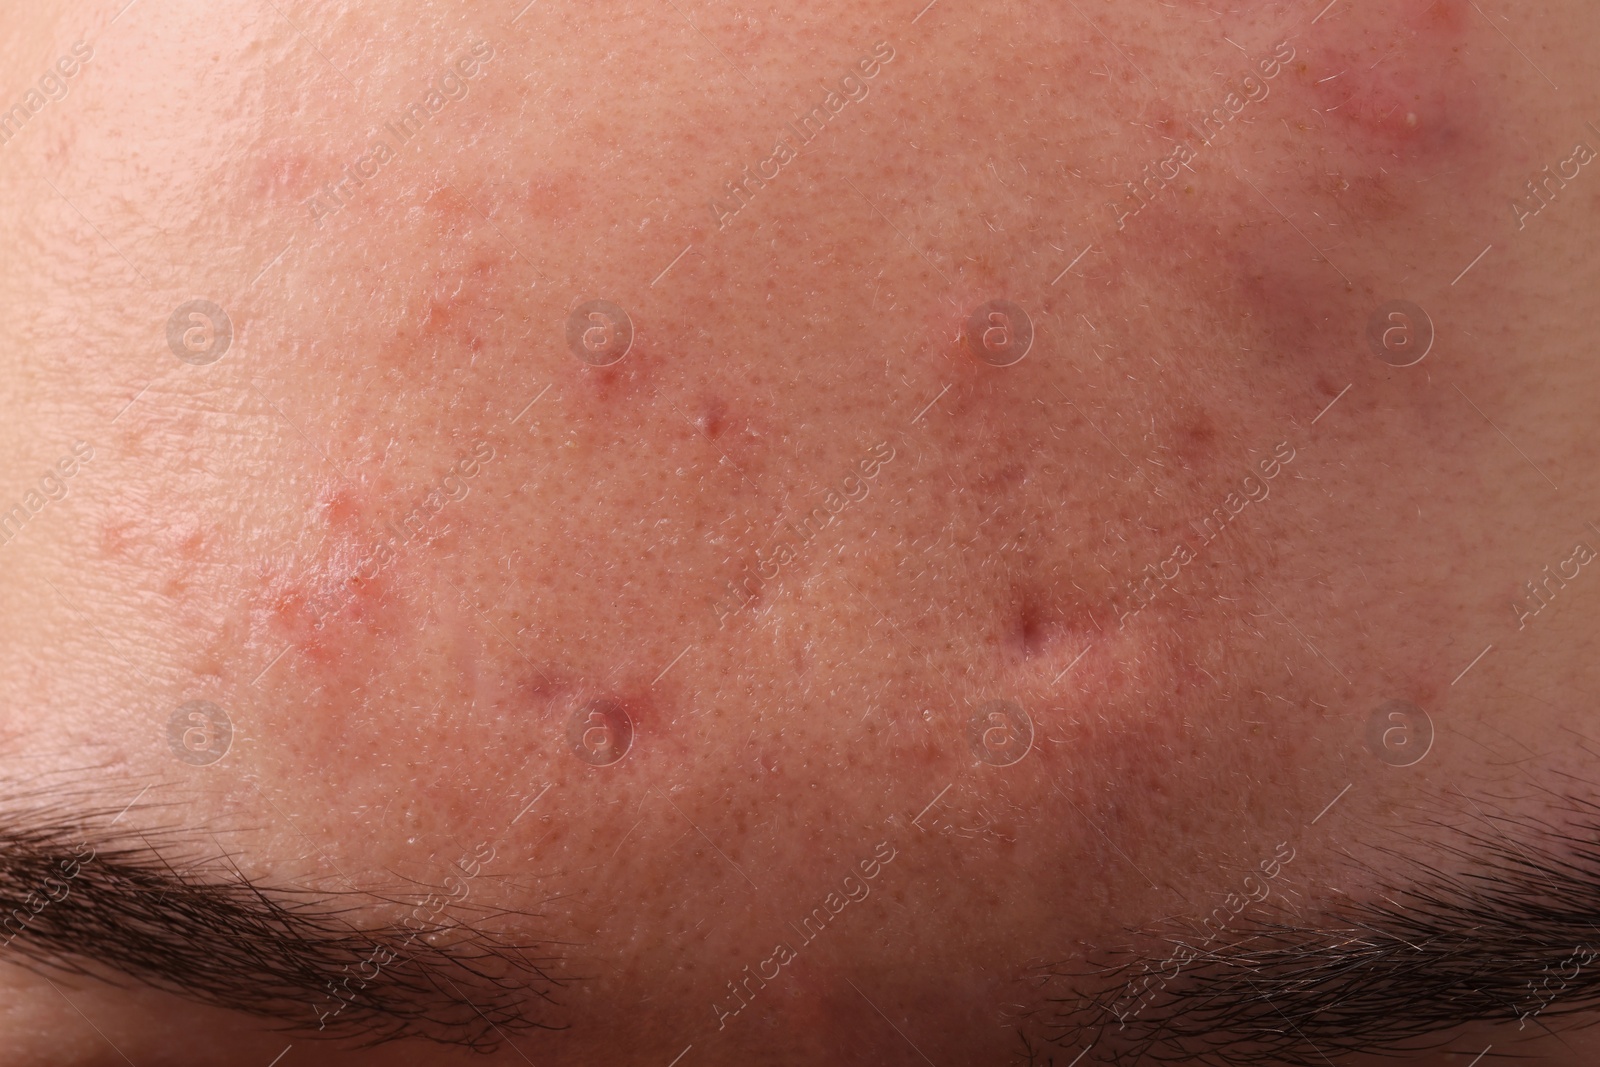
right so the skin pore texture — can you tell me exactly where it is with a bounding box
[0,0,1598,1064]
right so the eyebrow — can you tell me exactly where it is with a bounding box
[0,788,570,1051]
[1024,787,1600,1065]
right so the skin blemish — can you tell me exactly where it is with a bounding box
[1014,602,1051,661]
[254,480,407,671]
[247,145,326,210]
[480,660,683,775]
[96,515,141,562]
[697,397,730,439]
[412,268,496,352]
[1288,0,1484,163]
[314,482,363,529]
[999,585,1107,680]
[566,325,659,404]
[1181,411,1219,456]
[681,395,774,490]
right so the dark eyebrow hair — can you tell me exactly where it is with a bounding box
[1020,786,1600,1066]
[0,786,571,1051]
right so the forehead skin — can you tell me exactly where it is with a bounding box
[1,0,1599,1064]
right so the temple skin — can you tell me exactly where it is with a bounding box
[1,0,1599,1064]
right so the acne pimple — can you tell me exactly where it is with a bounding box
[697,397,730,438]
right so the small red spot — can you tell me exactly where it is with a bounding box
[1181,411,1218,453]
[315,482,363,530]
[250,147,322,205]
[569,325,661,405]
[1015,602,1050,659]
[99,518,139,560]
[518,169,589,228]
[698,397,730,439]
[1295,0,1484,163]
[1415,0,1470,36]
[176,523,207,563]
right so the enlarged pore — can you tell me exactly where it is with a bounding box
[1023,792,1600,1065]
[0,789,572,1050]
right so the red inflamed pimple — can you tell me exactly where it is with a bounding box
[1288,0,1485,164]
